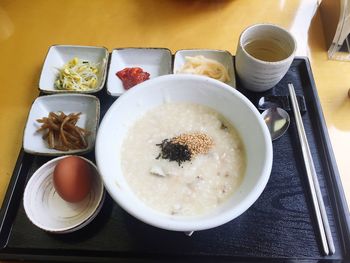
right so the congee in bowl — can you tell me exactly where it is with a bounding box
[121,102,246,216]
[96,74,272,232]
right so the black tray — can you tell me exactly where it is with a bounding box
[0,57,349,262]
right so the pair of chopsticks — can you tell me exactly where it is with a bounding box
[288,83,335,256]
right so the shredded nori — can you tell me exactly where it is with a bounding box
[156,139,191,165]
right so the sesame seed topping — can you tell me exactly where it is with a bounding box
[171,132,214,156]
[156,132,214,165]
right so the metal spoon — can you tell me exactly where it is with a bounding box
[261,107,290,141]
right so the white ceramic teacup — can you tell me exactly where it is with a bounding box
[235,24,297,92]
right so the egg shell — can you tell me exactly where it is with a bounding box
[53,156,92,203]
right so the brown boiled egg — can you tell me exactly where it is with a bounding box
[53,156,92,203]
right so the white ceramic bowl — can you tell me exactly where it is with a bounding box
[23,156,105,233]
[96,74,272,232]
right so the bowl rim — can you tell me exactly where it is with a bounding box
[96,74,273,231]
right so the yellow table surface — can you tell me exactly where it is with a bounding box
[0,0,349,260]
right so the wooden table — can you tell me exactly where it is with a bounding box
[0,1,349,260]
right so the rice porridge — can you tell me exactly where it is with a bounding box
[121,102,246,216]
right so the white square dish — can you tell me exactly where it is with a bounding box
[173,49,236,88]
[39,45,109,94]
[23,94,100,155]
[107,48,172,96]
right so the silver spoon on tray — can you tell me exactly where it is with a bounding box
[261,107,290,141]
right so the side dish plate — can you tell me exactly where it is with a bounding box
[174,49,236,88]
[39,45,109,94]
[23,155,105,233]
[23,94,100,156]
[107,48,172,96]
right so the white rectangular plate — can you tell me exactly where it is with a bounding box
[23,94,100,155]
[39,45,109,94]
[107,48,172,96]
[173,49,236,88]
